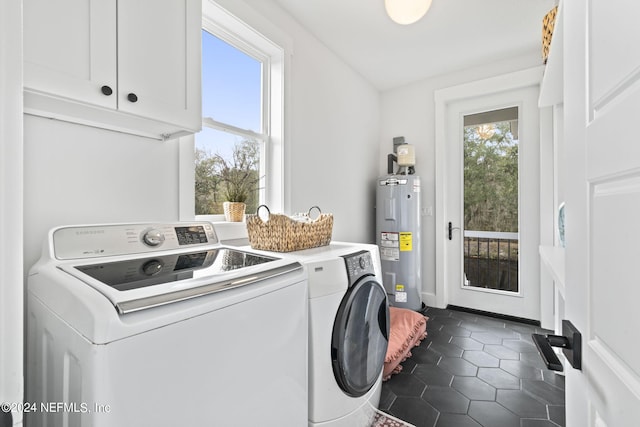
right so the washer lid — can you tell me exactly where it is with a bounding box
[59,248,300,314]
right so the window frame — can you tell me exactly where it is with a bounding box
[180,0,289,222]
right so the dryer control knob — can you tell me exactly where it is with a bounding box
[142,229,165,246]
[359,257,367,269]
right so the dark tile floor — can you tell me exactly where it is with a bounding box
[379,306,565,427]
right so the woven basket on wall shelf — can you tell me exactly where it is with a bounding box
[542,5,558,63]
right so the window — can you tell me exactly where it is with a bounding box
[195,31,265,215]
[189,1,288,220]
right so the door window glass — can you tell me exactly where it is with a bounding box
[463,107,519,292]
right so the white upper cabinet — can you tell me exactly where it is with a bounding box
[23,0,117,109]
[23,0,202,140]
[117,0,201,132]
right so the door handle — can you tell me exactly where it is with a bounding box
[448,222,460,240]
[532,320,582,371]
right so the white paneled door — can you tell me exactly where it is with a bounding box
[435,68,542,322]
[563,0,640,426]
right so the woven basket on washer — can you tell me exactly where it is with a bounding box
[246,205,333,252]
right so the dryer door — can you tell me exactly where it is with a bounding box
[331,278,389,397]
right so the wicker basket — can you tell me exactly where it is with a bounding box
[246,205,333,252]
[542,5,558,63]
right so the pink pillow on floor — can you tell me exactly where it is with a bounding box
[383,307,428,381]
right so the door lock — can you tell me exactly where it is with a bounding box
[532,320,582,371]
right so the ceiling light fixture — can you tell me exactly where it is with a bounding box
[476,124,496,140]
[384,0,433,25]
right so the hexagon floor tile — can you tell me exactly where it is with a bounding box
[379,306,565,427]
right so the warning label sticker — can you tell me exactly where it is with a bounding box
[399,232,412,251]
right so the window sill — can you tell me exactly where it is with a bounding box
[196,215,248,243]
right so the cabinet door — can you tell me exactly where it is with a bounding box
[118,0,202,132]
[23,0,117,109]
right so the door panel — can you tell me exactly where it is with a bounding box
[585,34,640,427]
[589,1,640,110]
[591,176,640,375]
[564,0,640,425]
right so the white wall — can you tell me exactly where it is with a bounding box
[23,116,181,270]
[379,54,545,305]
[233,0,381,243]
[286,37,381,243]
[1,1,24,425]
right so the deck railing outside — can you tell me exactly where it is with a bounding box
[463,230,519,292]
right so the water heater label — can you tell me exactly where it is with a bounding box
[380,232,400,261]
[399,232,413,251]
[396,293,407,302]
[380,232,398,245]
[380,247,399,261]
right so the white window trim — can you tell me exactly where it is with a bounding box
[179,0,291,222]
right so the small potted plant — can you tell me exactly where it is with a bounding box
[215,142,260,222]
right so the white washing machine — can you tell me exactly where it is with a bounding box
[26,222,308,427]
[251,243,389,427]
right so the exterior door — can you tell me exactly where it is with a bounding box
[436,74,542,321]
[331,279,389,397]
[563,0,640,425]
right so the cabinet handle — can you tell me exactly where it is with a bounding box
[101,85,113,96]
[127,93,138,103]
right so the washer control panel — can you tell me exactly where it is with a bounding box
[52,222,218,260]
[342,250,375,285]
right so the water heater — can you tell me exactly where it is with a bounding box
[376,175,422,310]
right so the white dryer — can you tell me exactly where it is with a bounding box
[282,243,390,427]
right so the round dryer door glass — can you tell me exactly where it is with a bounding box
[331,279,389,397]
